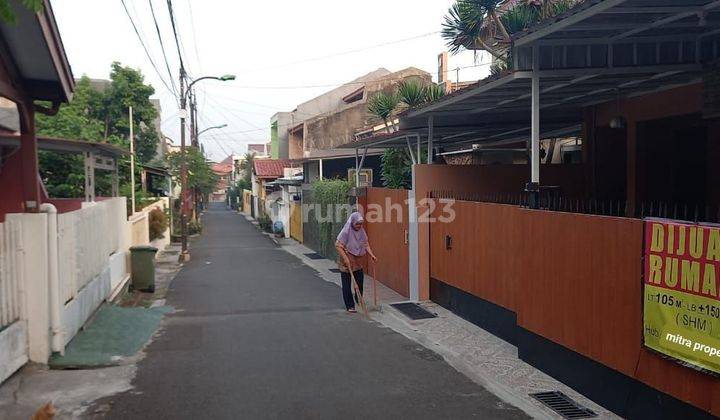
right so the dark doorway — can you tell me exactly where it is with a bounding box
[636,114,708,212]
[593,126,627,201]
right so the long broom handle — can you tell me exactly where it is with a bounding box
[349,269,368,317]
[372,261,377,307]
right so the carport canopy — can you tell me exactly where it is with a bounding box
[339,0,720,184]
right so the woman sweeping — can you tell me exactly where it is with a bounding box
[335,212,377,313]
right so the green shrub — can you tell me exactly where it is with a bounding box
[188,219,203,235]
[311,179,352,258]
[148,208,168,241]
[312,178,352,205]
[258,213,272,233]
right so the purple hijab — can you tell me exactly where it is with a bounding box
[336,212,368,256]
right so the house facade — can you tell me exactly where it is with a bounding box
[250,158,298,225]
[211,161,233,202]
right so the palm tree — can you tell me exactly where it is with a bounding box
[442,0,510,59]
[398,78,428,108]
[425,83,446,103]
[367,91,400,133]
[442,0,579,66]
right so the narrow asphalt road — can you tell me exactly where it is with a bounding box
[92,204,527,419]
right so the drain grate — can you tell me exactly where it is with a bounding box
[390,302,438,320]
[328,268,341,273]
[530,391,597,419]
[304,252,325,260]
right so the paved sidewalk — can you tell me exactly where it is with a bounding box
[270,218,617,420]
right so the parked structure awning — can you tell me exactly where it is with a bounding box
[0,134,128,157]
[0,134,127,201]
[340,0,720,159]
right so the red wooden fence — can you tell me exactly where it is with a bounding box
[429,199,720,416]
[361,188,409,297]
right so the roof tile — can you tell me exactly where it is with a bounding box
[253,159,296,179]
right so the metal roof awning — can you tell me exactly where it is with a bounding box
[401,65,704,132]
[273,175,304,186]
[513,0,720,47]
[140,164,169,177]
[0,134,129,157]
[338,0,720,153]
[339,118,582,151]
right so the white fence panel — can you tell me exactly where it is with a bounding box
[57,213,77,303]
[0,219,21,329]
[57,199,123,303]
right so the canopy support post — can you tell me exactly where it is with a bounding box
[354,148,360,188]
[527,45,541,209]
[111,159,119,197]
[416,134,421,165]
[406,136,417,165]
[84,151,96,203]
[427,116,434,164]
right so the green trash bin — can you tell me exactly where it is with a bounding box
[130,246,158,292]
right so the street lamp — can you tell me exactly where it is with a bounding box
[179,73,235,262]
[197,123,228,137]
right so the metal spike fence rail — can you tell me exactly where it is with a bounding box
[428,190,720,224]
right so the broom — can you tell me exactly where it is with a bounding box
[349,269,369,317]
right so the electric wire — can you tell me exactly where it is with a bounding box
[120,0,177,98]
[165,0,186,75]
[148,0,178,96]
[222,62,492,90]
[186,0,202,74]
[235,31,442,75]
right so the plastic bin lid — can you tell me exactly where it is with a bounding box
[130,245,159,252]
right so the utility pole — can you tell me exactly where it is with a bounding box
[179,68,190,262]
[188,89,196,220]
[190,90,198,147]
[129,106,136,214]
[177,72,236,262]
[189,89,201,216]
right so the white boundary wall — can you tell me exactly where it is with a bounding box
[0,218,22,329]
[0,217,28,384]
[0,197,132,384]
[57,198,127,347]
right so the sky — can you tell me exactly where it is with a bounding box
[52,0,491,162]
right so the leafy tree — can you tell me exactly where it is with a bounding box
[36,64,161,198]
[95,62,159,163]
[36,77,105,140]
[165,148,218,199]
[37,77,105,197]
